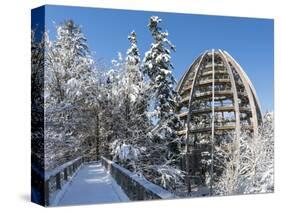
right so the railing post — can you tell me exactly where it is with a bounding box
[68,166,71,177]
[64,168,68,181]
[137,186,143,200]
[56,173,61,190]
[43,157,85,205]
[100,157,175,201]
[70,165,73,176]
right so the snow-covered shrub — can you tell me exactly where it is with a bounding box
[111,140,140,161]
[213,112,274,195]
[152,165,185,190]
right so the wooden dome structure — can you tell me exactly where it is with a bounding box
[176,49,262,190]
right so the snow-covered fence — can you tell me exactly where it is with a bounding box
[101,157,176,201]
[44,157,83,206]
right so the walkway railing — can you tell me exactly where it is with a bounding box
[101,156,176,201]
[42,156,176,205]
[44,157,83,206]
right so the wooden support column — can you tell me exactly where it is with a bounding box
[219,50,241,151]
[184,51,208,192]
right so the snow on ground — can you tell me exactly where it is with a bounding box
[56,162,129,206]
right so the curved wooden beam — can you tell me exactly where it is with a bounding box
[176,52,206,92]
[223,50,263,133]
[218,50,241,152]
[223,51,263,118]
[185,51,208,150]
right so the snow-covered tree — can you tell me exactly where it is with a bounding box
[44,20,96,169]
[31,30,46,170]
[123,31,149,139]
[93,55,126,161]
[108,32,150,171]
[126,31,142,85]
[213,112,274,195]
[139,16,184,191]
[143,16,178,121]
[46,19,94,105]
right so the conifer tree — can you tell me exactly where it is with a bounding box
[141,16,184,191]
[111,31,150,172]
[45,20,96,168]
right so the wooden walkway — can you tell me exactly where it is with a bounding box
[57,162,129,206]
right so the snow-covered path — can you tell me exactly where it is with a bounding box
[57,162,129,206]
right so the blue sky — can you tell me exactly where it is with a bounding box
[34,5,274,112]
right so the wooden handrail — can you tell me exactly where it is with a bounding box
[44,157,84,206]
[43,156,177,205]
[101,156,176,201]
